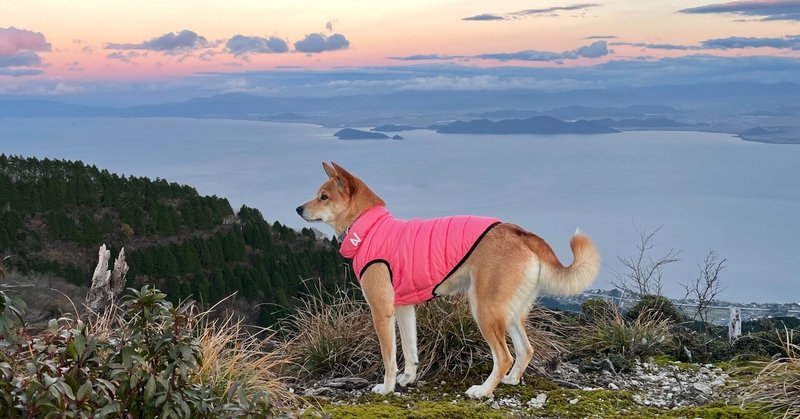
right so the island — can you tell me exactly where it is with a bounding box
[333,128,391,140]
[434,116,619,135]
[589,117,688,129]
[371,124,418,132]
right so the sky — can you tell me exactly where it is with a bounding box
[1,0,800,101]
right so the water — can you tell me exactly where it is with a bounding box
[2,117,798,303]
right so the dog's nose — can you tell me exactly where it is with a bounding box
[296,205,304,215]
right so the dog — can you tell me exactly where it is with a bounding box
[296,162,600,398]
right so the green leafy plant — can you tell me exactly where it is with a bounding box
[626,294,684,325]
[0,286,290,417]
[0,259,28,341]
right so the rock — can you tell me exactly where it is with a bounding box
[324,377,369,390]
[608,383,619,390]
[303,387,334,397]
[692,382,713,395]
[569,398,579,405]
[527,393,548,409]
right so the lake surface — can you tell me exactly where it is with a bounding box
[2,117,798,303]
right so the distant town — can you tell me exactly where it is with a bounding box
[544,288,800,325]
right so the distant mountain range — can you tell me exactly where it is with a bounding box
[469,105,680,120]
[433,116,619,135]
[2,82,799,120]
[590,117,688,129]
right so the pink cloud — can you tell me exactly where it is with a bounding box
[0,27,51,56]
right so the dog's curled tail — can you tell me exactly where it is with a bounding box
[535,229,600,297]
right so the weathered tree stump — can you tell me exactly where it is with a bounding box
[85,244,128,312]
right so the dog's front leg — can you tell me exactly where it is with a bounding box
[361,265,397,395]
[396,305,418,387]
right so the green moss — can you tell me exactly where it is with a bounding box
[647,355,703,371]
[302,400,507,418]
[493,377,559,400]
[715,355,770,377]
[651,355,677,365]
[541,388,638,418]
[667,403,763,419]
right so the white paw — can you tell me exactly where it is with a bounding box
[501,374,520,385]
[465,384,492,399]
[397,372,416,387]
[372,383,394,395]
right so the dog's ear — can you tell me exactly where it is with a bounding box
[330,162,356,193]
[322,161,337,178]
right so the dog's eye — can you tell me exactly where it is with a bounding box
[320,193,328,201]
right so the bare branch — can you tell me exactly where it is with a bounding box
[611,224,681,298]
[679,249,727,330]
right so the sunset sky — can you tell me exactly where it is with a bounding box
[2,0,799,101]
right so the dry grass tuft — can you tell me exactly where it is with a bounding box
[416,297,565,379]
[195,310,296,409]
[741,329,800,418]
[572,304,673,361]
[281,283,565,382]
[280,287,381,379]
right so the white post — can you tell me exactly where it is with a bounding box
[729,307,742,342]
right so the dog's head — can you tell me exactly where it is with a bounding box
[296,162,384,233]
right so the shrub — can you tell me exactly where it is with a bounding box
[742,329,800,418]
[732,330,800,358]
[0,286,289,417]
[581,298,616,322]
[0,262,28,341]
[626,294,684,325]
[571,306,673,371]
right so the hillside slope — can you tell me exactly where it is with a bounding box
[0,155,346,325]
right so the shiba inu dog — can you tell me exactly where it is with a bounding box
[296,162,600,398]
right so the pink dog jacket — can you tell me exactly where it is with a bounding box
[339,206,500,306]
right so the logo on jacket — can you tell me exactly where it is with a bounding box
[350,232,362,247]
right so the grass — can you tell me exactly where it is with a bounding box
[415,297,565,379]
[741,329,800,418]
[194,310,296,410]
[280,282,565,382]
[572,305,674,363]
[280,286,381,379]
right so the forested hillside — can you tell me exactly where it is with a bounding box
[0,155,346,324]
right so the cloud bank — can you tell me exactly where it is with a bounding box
[464,3,599,21]
[0,27,50,77]
[294,33,350,53]
[701,35,800,49]
[390,41,610,62]
[105,30,210,52]
[680,0,800,21]
[226,35,289,55]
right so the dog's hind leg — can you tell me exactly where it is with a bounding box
[361,263,397,395]
[502,315,534,385]
[465,283,514,398]
[396,305,418,387]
